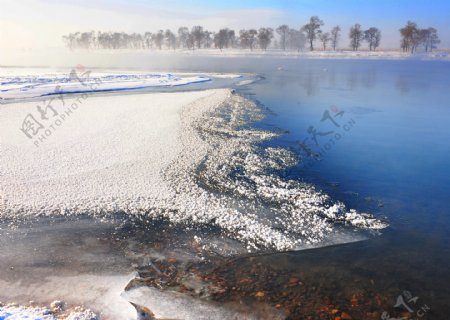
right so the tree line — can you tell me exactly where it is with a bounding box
[400,21,440,53]
[62,17,440,52]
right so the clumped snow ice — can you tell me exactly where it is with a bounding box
[162,92,387,250]
[0,88,387,252]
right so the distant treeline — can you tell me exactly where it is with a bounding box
[62,17,440,53]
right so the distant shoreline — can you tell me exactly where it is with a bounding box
[1,47,450,70]
[173,48,450,60]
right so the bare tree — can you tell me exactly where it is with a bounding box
[248,29,258,50]
[130,33,143,49]
[62,34,77,50]
[227,29,236,48]
[330,26,341,50]
[400,21,417,52]
[177,27,189,49]
[191,26,204,49]
[144,32,152,49]
[74,31,95,49]
[258,28,274,50]
[203,31,213,48]
[215,29,230,50]
[364,27,381,51]
[165,30,177,50]
[412,30,426,53]
[239,29,258,51]
[276,25,290,51]
[318,32,331,50]
[301,16,324,51]
[421,27,440,52]
[349,24,364,51]
[412,28,439,53]
[239,30,249,49]
[152,30,164,50]
[288,29,306,52]
[186,33,195,50]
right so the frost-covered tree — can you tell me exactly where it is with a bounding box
[144,32,152,49]
[400,21,418,52]
[239,29,258,51]
[191,26,204,49]
[318,32,331,50]
[177,27,189,49]
[186,33,195,50]
[152,30,164,50]
[258,28,274,50]
[421,27,440,52]
[400,23,435,53]
[364,27,381,51]
[287,29,306,52]
[301,16,323,51]
[330,26,341,50]
[227,29,236,48]
[130,33,143,49]
[75,31,95,49]
[214,29,230,50]
[349,24,364,51]
[203,30,213,48]
[62,33,77,50]
[276,25,290,51]
[165,30,177,50]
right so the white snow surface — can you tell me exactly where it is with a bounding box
[0,88,387,251]
[0,90,225,216]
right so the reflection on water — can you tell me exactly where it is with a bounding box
[396,74,411,95]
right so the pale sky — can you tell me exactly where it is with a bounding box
[1,0,449,50]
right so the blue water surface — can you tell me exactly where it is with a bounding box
[244,59,450,237]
